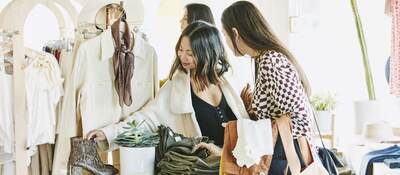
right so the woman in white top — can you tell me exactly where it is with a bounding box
[87,21,249,153]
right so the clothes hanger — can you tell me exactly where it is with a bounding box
[24,47,53,64]
[94,2,125,31]
[0,30,18,56]
[0,43,12,56]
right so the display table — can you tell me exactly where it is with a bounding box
[373,163,400,175]
[349,136,397,175]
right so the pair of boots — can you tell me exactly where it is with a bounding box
[68,137,118,175]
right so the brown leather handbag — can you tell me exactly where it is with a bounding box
[220,120,278,175]
[220,114,327,175]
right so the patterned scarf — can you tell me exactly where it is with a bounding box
[111,16,135,106]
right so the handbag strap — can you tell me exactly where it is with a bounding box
[276,114,301,175]
[311,108,327,150]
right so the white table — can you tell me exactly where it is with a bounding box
[373,163,400,175]
[349,138,396,175]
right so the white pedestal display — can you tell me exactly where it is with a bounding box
[119,147,155,175]
[315,110,333,133]
[354,100,383,134]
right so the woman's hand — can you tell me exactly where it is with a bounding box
[240,83,253,111]
[192,142,222,156]
[86,130,107,141]
[240,83,258,120]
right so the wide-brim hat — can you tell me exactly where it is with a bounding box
[362,122,400,143]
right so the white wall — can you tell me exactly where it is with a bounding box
[24,4,60,50]
[0,0,11,12]
[288,0,399,149]
[142,0,289,94]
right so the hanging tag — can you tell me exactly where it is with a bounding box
[174,136,181,142]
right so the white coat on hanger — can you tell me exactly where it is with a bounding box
[52,28,158,175]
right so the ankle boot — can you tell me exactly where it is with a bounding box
[67,136,118,175]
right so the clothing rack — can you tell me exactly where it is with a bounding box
[0,29,20,40]
[0,29,28,175]
[0,30,16,75]
[44,39,73,50]
[1,0,147,173]
[76,24,149,41]
[43,39,74,59]
[0,30,18,62]
[0,30,19,54]
[76,1,149,41]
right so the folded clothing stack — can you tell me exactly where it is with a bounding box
[384,157,400,169]
[155,125,220,175]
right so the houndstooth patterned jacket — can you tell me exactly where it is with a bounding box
[252,50,313,139]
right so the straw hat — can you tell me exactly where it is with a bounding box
[363,122,400,143]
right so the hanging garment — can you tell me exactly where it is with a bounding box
[56,36,86,135]
[0,161,15,175]
[390,0,400,97]
[0,57,15,175]
[0,57,14,155]
[61,28,158,136]
[24,53,63,158]
[53,28,158,175]
[52,40,85,175]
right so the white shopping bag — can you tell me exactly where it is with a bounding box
[232,118,274,167]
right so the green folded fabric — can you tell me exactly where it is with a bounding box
[155,125,220,175]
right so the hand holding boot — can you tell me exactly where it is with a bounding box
[86,130,107,141]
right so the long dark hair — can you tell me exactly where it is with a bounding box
[221,1,311,95]
[169,21,230,92]
[186,3,215,25]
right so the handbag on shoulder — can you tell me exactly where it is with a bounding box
[311,110,343,175]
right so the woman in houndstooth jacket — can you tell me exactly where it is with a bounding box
[221,1,315,174]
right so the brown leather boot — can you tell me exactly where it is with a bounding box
[67,136,118,175]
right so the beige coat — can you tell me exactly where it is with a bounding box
[101,70,250,149]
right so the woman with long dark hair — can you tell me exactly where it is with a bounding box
[221,1,314,174]
[159,3,216,87]
[87,21,249,152]
[180,3,215,31]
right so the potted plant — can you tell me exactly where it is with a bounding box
[311,93,337,133]
[114,120,159,175]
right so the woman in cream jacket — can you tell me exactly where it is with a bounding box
[88,21,249,152]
